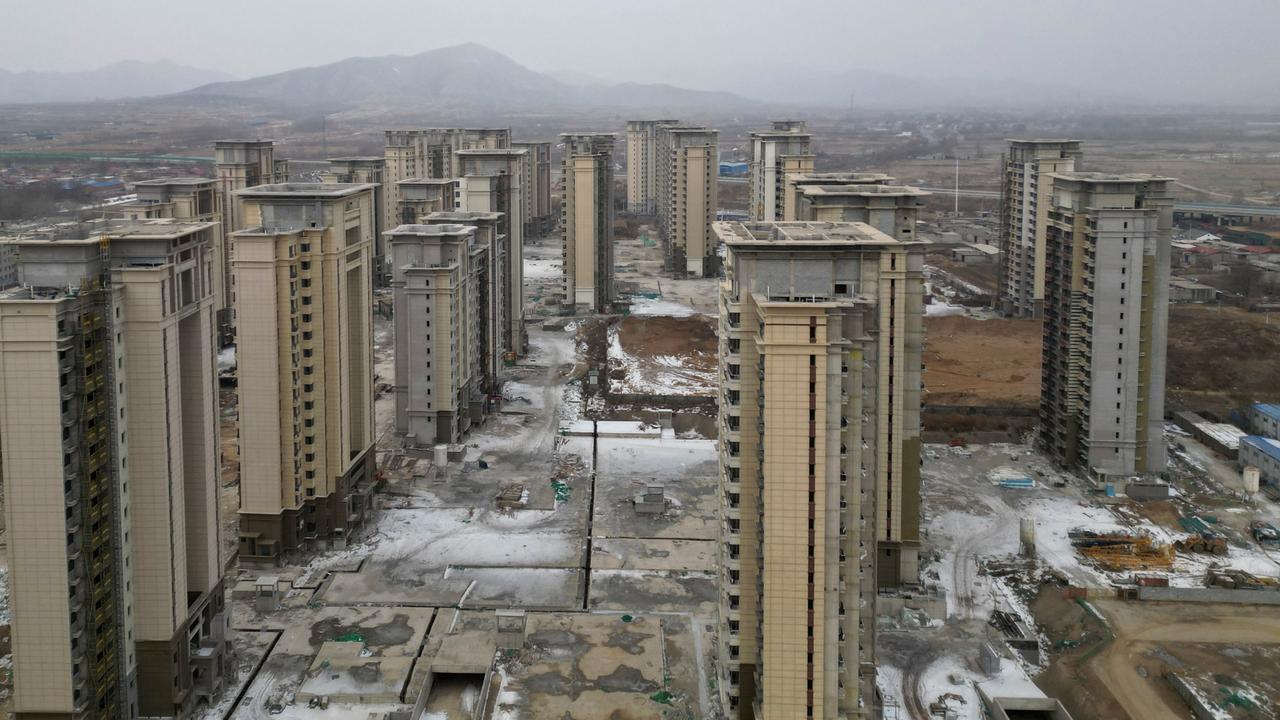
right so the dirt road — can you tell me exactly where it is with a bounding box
[1091,600,1280,720]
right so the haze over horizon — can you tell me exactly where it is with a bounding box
[3,0,1279,107]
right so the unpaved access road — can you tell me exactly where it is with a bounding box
[1091,599,1280,720]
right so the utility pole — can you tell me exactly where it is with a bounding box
[954,156,960,216]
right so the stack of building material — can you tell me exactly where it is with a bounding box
[1070,530,1175,571]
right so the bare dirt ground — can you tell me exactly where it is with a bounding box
[1036,596,1280,720]
[927,254,999,296]
[1166,304,1280,417]
[923,316,1042,406]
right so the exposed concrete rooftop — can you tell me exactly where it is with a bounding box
[1050,171,1174,184]
[802,183,930,197]
[424,210,503,223]
[132,177,215,186]
[454,147,528,157]
[2,219,215,245]
[234,182,378,198]
[790,171,896,184]
[715,220,920,247]
[396,177,458,186]
[385,223,474,238]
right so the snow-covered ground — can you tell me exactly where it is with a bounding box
[628,297,702,317]
[524,256,562,280]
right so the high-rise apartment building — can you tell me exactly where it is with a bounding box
[0,219,228,720]
[513,141,553,235]
[561,133,616,313]
[749,121,814,222]
[383,128,510,242]
[393,178,459,226]
[455,148,526,356]
[781,173,894,222]
[1039,172,1172,476]
[214,140,289,336]
[323,157,387,285]
[625,119,679,214]
[387,223,491,445]
[715,221,924,719]
[231,184,377,562]
[663,128,719,277]
[999,139,1083,318]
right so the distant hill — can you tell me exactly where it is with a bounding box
[0,60,235,104]
[182,43,754,111]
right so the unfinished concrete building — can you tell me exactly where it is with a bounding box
[383,128,510,242]
[0,219,229,720]
[214,140,289,336]
[781,173,894,222]
[423,211,505,396]
[231,184,377,562]
[323,157,388,285]
[999,140,1084,318]
[393,178,458,226]
[513,141,553,235]
[388,223,492,445]
[455,148,527,356]
[1039,172,1173,476]
[793,183,930,241]
[561,133,616,313]
[749,121,814,222]
[626,119,680,214]
[715,221,924,719]
[663,127,720,277]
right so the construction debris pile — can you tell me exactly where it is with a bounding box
[1206,568,1280,591]
[1069,529,1175,571]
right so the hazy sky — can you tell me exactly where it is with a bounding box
[4,0,1278,101]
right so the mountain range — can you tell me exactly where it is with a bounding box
[178,43,751,111]
[0,43,1130,111]
[0,60,234,104]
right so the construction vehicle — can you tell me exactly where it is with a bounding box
[1174,533,1228,555]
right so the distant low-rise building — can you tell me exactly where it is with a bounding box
[1240,436,1280,488]
[1249,402,1280,439]
[1168,277,1218,303]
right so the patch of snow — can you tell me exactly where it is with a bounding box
[629,297,701,317]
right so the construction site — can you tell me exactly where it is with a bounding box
[101,223,1279,720]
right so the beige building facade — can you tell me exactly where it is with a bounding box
[999,139,1083,318]
[214,140,289,337]
[715,221,924,719]
[749,122,813,222]
[664,128,719,277]
[561,133,616,313]
[455,148,527,355]
[383,128,510,243]
[1039,172,1172,476]
[323,157,388,286]
[1,219,229,720]
[513,141,553,235]
[625,119,679,214]
[231,184,377,562]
